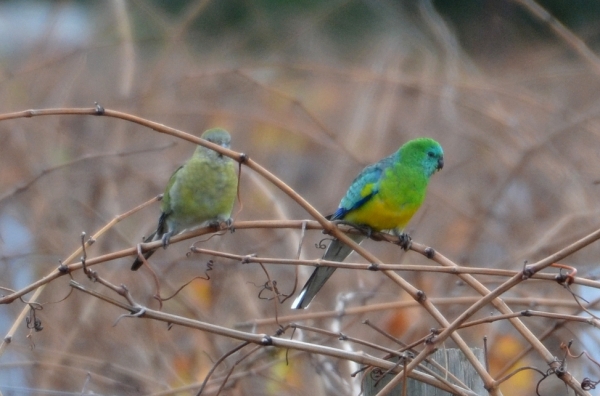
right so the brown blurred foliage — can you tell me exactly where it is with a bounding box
[1,1,600,395]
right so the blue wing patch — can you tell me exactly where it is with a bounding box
[330,151,398,220]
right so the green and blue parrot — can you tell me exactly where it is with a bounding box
[131,128,238,271]
[292,138,444,309]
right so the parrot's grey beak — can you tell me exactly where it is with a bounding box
[437,157,444,171]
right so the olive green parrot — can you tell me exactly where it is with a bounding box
[131,128,237,270]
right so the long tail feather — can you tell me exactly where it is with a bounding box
[291,233,365,309]
[131,230,158,271]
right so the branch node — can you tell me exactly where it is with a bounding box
[367,263,379,271]
[94,102,105,115]
[424,247,436,259]
[425,328,440,344]
[57,261,69,274]
[522,264,535,279]
[521,309,532,317]
[261,335,273,346]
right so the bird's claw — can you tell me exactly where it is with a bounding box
[161,232,172,249]
[333,220,373,238]
[395,232,412,250]
[224,218,235,233]
[207,220,221,229]
[208,219,234,232]
[359,225,373,239]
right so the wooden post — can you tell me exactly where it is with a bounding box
[364,348,486,396]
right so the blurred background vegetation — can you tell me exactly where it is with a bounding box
[1,0,600,395]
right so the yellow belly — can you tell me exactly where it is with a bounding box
[343,196,419,232]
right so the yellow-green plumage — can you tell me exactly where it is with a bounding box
[131,128,237,270]
[292,137,443,308]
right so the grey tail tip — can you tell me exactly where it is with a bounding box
[291,291,309,309]
[131,249,156,271]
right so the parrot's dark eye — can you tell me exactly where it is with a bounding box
[427,151,435,157]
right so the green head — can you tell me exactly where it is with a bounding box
[201,128,231,149]
[398,138,444,177]
[196,128,232,159]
